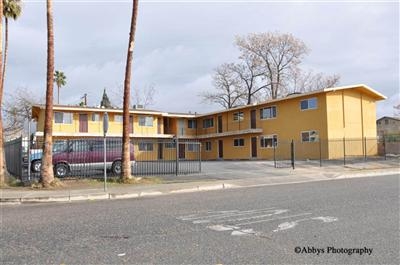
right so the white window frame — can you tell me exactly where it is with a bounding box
[138,142,153,151]
[91,113,100,122]
[203,118,214,129]
[139,116,154,127]
[260,106,277,120]
[114,115,123,123]
[54,112,73,124]
[205,141,212,151]
[233,138,245,147]
[300,98,318,110]
[187,143,199,152]
[301,130,319,142]
[233,112,244,121]
[188,119,197,129]
[260,134,278,148]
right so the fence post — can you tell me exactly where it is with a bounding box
[273,142,277,168]
[175,137,179,176]
[199,142,202,173]
[383,135,387,160]
[291,139,295,170]
[343,137,346,166]
[319,139,322,167]
[364,137,367,161]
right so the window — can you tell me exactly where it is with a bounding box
[300,98,317,110]
[301,130,319,142]
[70,140,90,152]
[260,106,276,119]
[54,112,73,124]
[233,112,244,121]
[139,116,153,127]
[203,118,214,128]
[165,142,176,149]
[385,119,389,125]
[188,119,197,129]
[187,143,199,152]
[114,115,123,122]
[260,135,278,148]
[138,142,153,151]
[205,141,212,151]
[233,138,245,147]
[91,113,100,122]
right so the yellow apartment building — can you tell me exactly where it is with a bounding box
[32,84,386,161]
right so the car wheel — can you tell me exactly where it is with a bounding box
[31,160,41,172]
[112,160,122,175]
[55,163,68,178]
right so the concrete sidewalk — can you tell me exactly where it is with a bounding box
[1,160,398,204]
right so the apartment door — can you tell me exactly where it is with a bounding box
[218,115,223,133]
[79,114,88,133]
[179,143,185,159]
[218,140,223,159]
[129,115,134,134]
[251,137,257,158]
[251,110,256,129]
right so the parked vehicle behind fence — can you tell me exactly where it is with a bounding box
[29,138,135,177]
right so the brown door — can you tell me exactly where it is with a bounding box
[129,115,134,134]
[251,110,256,129]
[251,137,257,158]
[79,114,88,133]
[218,115,223,133]
[218,140,223,159]
[179,143,185,159]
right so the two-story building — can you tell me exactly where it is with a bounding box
[32,84,386,161]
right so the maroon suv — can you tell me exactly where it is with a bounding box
[52,138,135,177]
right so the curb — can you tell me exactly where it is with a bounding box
[1,170,398,205]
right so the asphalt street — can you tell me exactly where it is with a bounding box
[1,174,399,264]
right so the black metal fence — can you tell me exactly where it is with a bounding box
[5,137,201,181]
[271,137,399,168]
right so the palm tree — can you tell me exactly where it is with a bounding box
[121,0,139,182]
[0,0,5,186]
[2,0,22,90]
[54,70,66,104]
[41,0,55,187]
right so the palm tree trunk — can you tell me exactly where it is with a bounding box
[41,0,55,187]
[1,18,8,92]
[57,85,59,104]
[121,0,139,182]
[0,1,7,186]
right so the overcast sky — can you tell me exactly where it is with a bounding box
[6,0,399,118]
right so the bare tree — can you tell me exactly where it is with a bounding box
[236,32,309,99]
[288,68,340,94]
[201,63,244,109]
[229,52,268,105]
[3,88,40,139]
[132,83,156,108]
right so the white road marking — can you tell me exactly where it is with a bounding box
[312,216,338,222]
[273,216,338,232]
[192,208,279,224]
[235,213,312,226]
[207,225,240,231]
[180,207,276,222]
[231,229,256,236]
[224,209,288,222]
